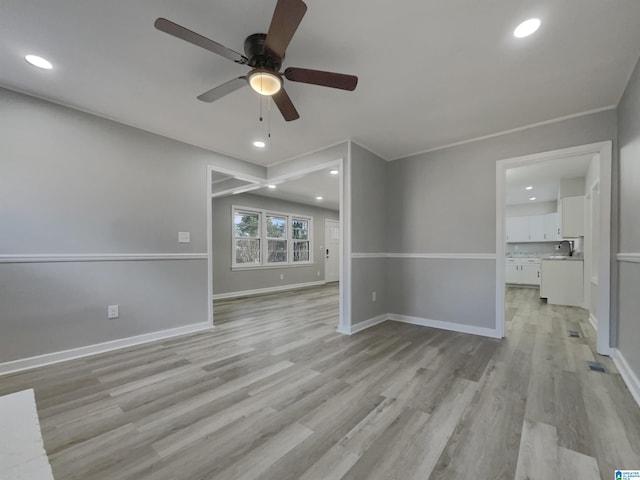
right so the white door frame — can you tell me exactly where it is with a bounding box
[206,156,350,332]
[495,141,613,355]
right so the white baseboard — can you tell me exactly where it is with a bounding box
[338,314,388,335]
[613,349,640,409]
[0,322,212,377]
[588,313,598,332]
[213,281,326,300]
[338,312,500,339]
[388,314,501,339]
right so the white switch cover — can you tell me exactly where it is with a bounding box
[108,305,119,319]
[280,274,284,280]
[372,292,377,302]
[178,232,191,243]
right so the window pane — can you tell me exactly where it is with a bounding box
[292,218,309,240]
[293,241,310,262]
[235,239,260,264]
[234,212,259,238]
[267,240,287,263]
[266,215,286,239]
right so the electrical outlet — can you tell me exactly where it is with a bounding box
[280,273,284,280]
[108,305,119,319]
[317,271,321,277]
[372,291,377,302]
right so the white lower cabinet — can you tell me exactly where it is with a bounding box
[505,258,540,286]
[540,260,583,307]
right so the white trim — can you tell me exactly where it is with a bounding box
[0,323,211,377]
[617,253,640,264]
[207,166,214,328]
[388,106,616,161]
[388,314,501,339]
[338,314,388,335]
[212,280,326,300]
[351,252,496,260]
[340,151,352,335]
[496,141,613,354]
[589,314,598,332]
[0,253,208,264]
[613,349,640,409]
[351,253,388,259]
[266,140,349,168]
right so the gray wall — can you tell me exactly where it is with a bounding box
[616,57,640,379]
[386,109,617,331]
[211,193,339,295]
[350,142,388,324]
[0,87,258,362]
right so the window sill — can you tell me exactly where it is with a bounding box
[232,262,314,271]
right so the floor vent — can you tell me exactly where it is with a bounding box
[568,330,581,338]
[586,361,608,373]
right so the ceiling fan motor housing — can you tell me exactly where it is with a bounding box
[244,33,283,71]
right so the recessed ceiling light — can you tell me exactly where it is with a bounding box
[253,140,266,148]
[525,186,533,190]
[329,169,339,175]
[25,54,53,70]
[267,184,276,189]
[315,196,323,200]
[529,196,537,201]
[514,18,541,38]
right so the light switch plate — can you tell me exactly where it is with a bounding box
[108,305,119,319]
[178,232,191,243]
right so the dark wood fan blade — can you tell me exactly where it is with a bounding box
[155,18,248,65]
[284,67,358,91]
[197,77,247,103]
[264,0,307,59]
[272,88,300,121]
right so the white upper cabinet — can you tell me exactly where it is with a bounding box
[528,215,546,242]
[543,212,561,241]
[506,213,560,243]
[506,216,529,242]
[561,196,584,237]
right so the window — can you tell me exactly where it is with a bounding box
[266,215,287,264]
[292,218,310,262]
[232,206,313,269]
[233,211,261,265]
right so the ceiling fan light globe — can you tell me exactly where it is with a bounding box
[248,71,282,96]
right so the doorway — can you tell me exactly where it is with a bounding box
[206,159,347,331]
[496,141,613,355]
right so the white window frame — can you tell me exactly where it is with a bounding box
[232,208,262,267]
[231,205,313,270]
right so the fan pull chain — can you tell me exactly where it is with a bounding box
[259,95,263,122]
[268,96,272,139]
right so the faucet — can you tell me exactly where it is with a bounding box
[558,240,574,256]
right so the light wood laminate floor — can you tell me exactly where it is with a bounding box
[1,284,639,479]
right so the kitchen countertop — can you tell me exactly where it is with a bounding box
[541,255,583,261]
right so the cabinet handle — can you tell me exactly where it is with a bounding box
[558,228,560,234]
[544,234,547,239]
[537,271,540,277]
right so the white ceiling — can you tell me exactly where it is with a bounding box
[506,154,593,205]
[1,0,639,166]
[220,167,340,210]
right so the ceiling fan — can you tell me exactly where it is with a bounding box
[155,0,358,121]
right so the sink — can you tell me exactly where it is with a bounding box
[546,255,569,259]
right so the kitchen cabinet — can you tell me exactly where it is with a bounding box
[528,215,545,242]
[506,213,560,243]
[540,259,583,306]
[506,216,529,242]
[543,212,561,241]
[561,196,584,237]
[505,258,540,286]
